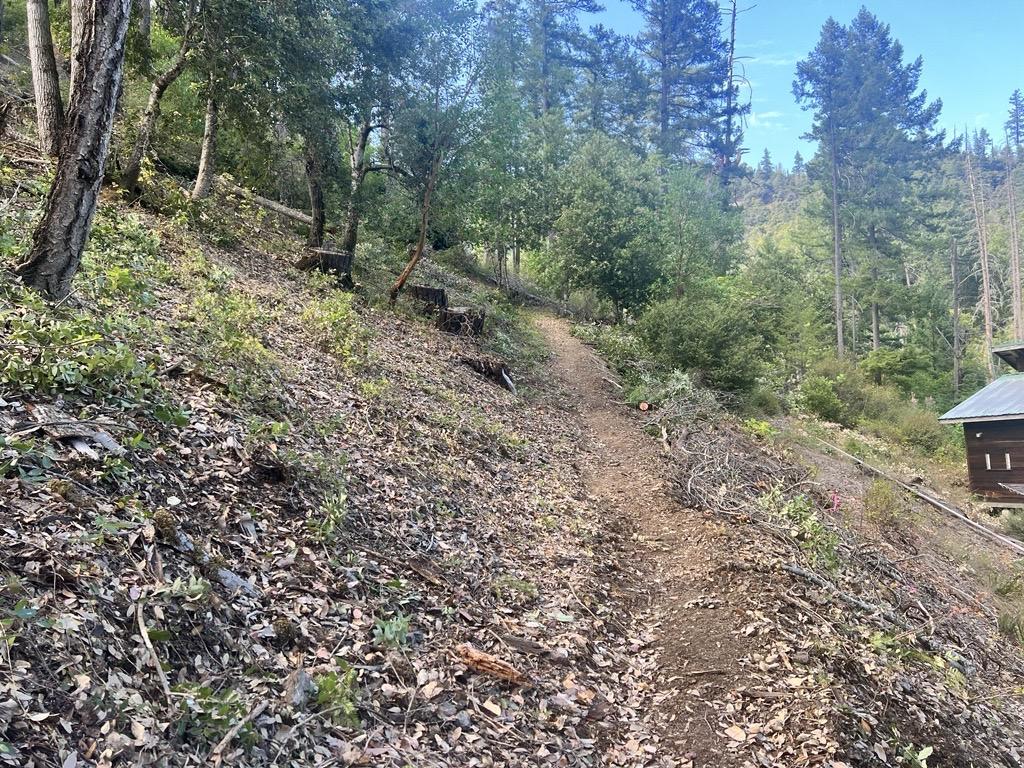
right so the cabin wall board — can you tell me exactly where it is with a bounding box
[964,419,1024,502]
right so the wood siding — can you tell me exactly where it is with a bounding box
[964,420,1024,503]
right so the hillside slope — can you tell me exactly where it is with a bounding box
[7,146,1024,768]
[0,153,663,766]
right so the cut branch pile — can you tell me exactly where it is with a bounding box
[662,414,1024,765]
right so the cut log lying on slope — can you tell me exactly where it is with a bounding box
[460,356,516,394]
[216,177,338,235]
[438,306,485,337]
[455,643,529,686]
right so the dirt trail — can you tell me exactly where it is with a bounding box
[535,314,749,767]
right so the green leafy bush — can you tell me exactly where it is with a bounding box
[638,289,768,393]
[797,375,850,425]
[0,282,161,404]
[864,478,910,528]
[573,322,651,382]
[301,290,362,367]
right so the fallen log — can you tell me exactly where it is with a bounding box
[438,306,485,337]
[216,177,339,235]
[155,513,261,598]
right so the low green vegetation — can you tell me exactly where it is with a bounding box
[863,479,912,529]
[796,359,963,460]
[760,487,839,569]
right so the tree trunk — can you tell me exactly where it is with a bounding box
[1008,157,1023,339]
[871,301,880,353]
[120,28,192,195]
[17,0,132,300]
[390,156,439,302]
[965,150,995,380]
[134,0,151,64]
[304,142,325,248]
[191,94,217,200]
[719,0,738,181]
[869,229,880,353]
[26,0,65,157]
[69,0,83,103]
[341,117,372,257]
[829,124,845,358]
[951,238,962,398]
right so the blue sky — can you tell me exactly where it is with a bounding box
[584,0,1024,170]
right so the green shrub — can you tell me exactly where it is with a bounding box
[892,408,946,454]
[864,479,910,528]
[573,322,651,382]
[742,418,778,443]
[797,375,850,425]
[1005,513,1024,543]
[315,666,360,727]
[301,290,362,366]
[0,282,161,404]
[638,293,766,393]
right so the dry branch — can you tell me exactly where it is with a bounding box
[456,643,529,686]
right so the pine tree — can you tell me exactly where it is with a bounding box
[523,0,601,116]
[792,151,805,173]
[632,0,728,160]
[1008,89,1024,151]
[795,9,941,357]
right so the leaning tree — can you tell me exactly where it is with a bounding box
[17,0,132,300]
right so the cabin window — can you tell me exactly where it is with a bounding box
[985,452,1012,470]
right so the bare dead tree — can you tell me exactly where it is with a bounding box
[965,149,995,380]
[951,238,963,397]
[1008,146,1023,339]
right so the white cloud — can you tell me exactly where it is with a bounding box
[747,53,799,67]
[748,110,788,131]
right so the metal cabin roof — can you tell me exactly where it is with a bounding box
[993,341,1024,372]
[939,374,1024,424]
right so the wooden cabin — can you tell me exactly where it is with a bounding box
[940,343,1024,506]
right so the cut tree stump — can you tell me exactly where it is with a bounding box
[460,356,516,394]
[407,284,448,310]
[294,248,353,284]
[438,306,485,337]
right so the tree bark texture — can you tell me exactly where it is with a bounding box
[120,27,192,194]
[26,0,65,157]
[17,0,132,300]
[191,93,218,200]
